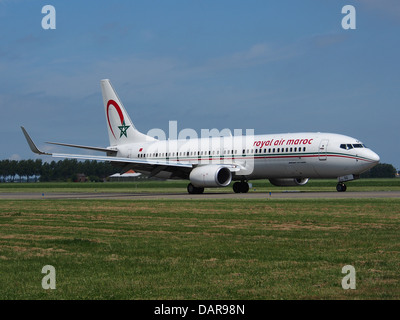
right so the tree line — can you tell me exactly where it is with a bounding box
[0,159,116,182]
[360,163,398,179]
[0,159,398,183]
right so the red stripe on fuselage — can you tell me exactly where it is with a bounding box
[158,153,376,163]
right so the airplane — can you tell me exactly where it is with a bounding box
[21,79,380,194]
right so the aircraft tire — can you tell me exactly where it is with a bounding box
[336,183,347,192]
[239,181,249,193]
[233,182,241,193]
[187,183,204,194]
[233,181,249,193]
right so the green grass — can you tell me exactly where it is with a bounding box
[1,178,400,194]
[0,198,399,299]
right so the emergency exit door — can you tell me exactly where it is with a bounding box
[318,139,328,160]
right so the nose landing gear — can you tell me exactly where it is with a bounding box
[336,174,359,192]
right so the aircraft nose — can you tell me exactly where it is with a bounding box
[370,150,380,163]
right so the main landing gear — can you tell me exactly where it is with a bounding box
[233,181,250,193]
[187,182,250,194]
[336,183,347,192]
[187,183,204,194]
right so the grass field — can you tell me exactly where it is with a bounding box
[0,197,399,300]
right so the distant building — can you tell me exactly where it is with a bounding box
[109,169,142,182]
[75,173,88,182]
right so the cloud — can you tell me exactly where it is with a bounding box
[205,42,295,71]
[9,154,21,161]
[360,0,400,21]
[308,33,348,48]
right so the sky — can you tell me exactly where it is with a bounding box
[1,0,399,170]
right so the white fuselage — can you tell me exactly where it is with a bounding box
[22,79,381,193]
[114,132,380,180]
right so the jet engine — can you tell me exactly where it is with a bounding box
[269,178,309,187]
[189,165,232,188]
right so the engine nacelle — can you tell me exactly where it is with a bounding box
[269,178,309,187]
[189,165,232,188]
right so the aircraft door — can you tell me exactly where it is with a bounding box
[318,139,329,161]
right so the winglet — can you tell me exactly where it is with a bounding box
[21,126,52,155]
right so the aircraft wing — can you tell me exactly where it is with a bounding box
[51,152,193,168]
[21,126,193,177]
[21,127,243,179]
[21,126,52,155]
[45,141,117,154]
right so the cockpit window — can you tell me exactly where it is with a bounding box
[340,143,366,150]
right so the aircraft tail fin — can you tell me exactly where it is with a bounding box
[101,79,155,146]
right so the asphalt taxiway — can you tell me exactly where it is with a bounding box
[0,191,399,200]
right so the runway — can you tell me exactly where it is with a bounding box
[1,191,399,200]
